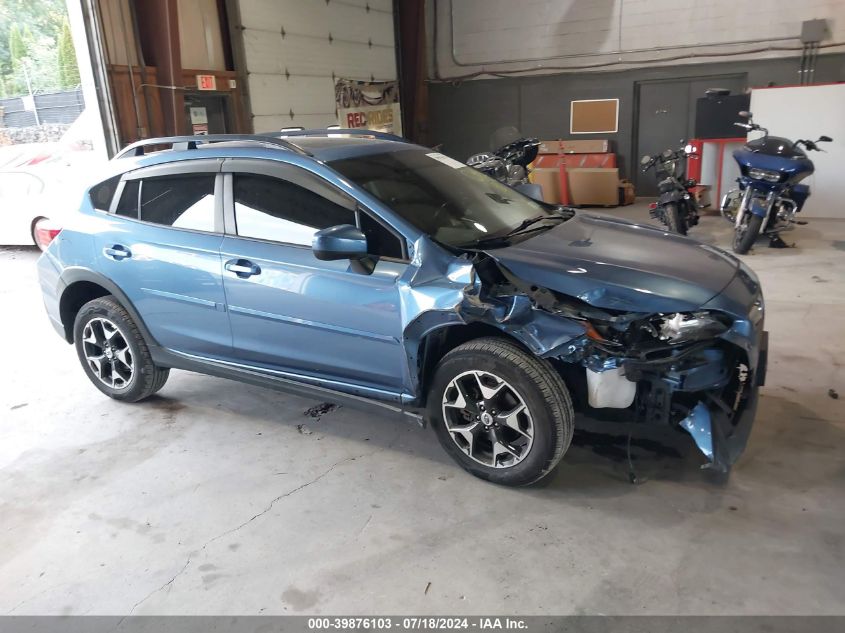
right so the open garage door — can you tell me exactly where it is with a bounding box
[235,0,397,131]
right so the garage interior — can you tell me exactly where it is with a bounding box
[1,0,845,621]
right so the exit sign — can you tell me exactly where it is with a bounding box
[197,74,217,91]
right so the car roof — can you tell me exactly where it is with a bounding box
[279,136,412,161]
[101,131,426,184]
[115,130,418,163]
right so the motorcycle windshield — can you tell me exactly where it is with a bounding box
[745,136,807,158]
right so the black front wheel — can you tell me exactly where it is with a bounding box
[73,296,170,402]
[427,337,574,486]
[733,213,763,254]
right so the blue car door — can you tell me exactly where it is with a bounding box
[218,159,409,399]
[94,160,231,357]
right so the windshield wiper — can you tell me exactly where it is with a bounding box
[468,214,564,247]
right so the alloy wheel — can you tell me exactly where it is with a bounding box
[441,370,534,468]
[81,317,134,390]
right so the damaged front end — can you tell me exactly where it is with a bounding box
[403,238,767,473]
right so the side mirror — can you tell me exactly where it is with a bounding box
[312,224,368,261]
[640,155,651,165]
[738,110,752,119]
[818,135,833,143]
[514,182,544,201]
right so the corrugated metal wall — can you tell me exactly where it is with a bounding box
[237,0,397,131]
[0,90,86,128]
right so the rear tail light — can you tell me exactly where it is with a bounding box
[649,202,658,210]
[33,218,62,251]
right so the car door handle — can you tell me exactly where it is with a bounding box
[225,258,261,278]
[104,245,131,260]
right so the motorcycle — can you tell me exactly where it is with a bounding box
[467,127,540,190]
[640,144,700,235]
[721,111,832,254]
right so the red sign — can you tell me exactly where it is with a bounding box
[197,74,217,91]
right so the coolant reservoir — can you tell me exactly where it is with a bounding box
[586,367,636,409]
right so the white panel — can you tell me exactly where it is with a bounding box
[240,0,394,46]
[242,30,395,79]
[248,75,336,116]
[433,0,845,78]
[254,113,339,132]
[238,0,397,126]
[749,84,845,219]
[178,0,226,71]
[98,0,139,66]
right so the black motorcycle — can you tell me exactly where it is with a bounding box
[467,126,540,189]
[640,145,700,235]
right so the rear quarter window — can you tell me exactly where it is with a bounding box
[89,176,121,212]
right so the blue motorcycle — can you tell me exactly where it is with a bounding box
[720,111,831,254]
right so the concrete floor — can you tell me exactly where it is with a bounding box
[1,203,843,615]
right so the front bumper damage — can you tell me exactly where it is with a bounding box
[679,330,767,471]
[398,237,766,473]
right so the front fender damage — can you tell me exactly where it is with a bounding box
[397,238,760,473]
[398,239,590,404]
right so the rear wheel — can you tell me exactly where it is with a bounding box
[427,337,574,486]
[733,213,763,254]
[73,296,169,402]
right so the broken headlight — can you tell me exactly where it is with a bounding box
[657,312,731,344]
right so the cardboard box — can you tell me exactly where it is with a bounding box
[618,179,635,206]
[567,168,620,206]
[561,139,611,154]
[538,140,563,154]
[531,168,561,204]
[558,165,571,205]
[561,153,616,169]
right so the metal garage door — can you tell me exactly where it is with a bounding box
[237,0,397,132]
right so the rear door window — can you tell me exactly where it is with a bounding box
[140,175,216,231]
[113,174,216,232]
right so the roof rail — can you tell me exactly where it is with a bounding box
[114,134,313,159]
[274,128,407,143]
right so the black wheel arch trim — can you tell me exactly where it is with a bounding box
[57,267,161,350]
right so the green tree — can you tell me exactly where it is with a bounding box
[57,17,79,89]
[0,0,66,96]
[8,23,27,64]
[6,23,28,94]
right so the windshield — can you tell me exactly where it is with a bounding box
[328,148,567,247]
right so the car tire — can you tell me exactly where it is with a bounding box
[73,296,170,402]
[733,213,763,254]
[427,337,574,486]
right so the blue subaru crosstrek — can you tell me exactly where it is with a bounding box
[37,130,767,485]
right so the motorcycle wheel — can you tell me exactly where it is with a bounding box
[733,213,763,254]
[664,203,687,235]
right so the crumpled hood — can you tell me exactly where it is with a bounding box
[485,213,739,313]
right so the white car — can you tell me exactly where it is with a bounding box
[0,170,56,248]
[0,166,90,250]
